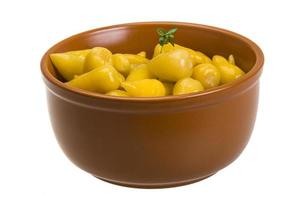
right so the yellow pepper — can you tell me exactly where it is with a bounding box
[228,54,235,65]
[50,49,90,81]
[173,77,204,95]
[84,47,112,72]
[192,63,221,89]
[126,64,154,81]
[112,53,149,76]
[148,49,193,82]
[212,55,245,84]
[124,54,149,64]
[153,43,212,65]
[212,55,229,66]
[106,90,129,97]
[51,28,248,98]
[67,64,124,93]
[137,51,146,57]
[121,79,166,97]
[194,51,212,64]
[153,43,175,57]
[112,53,131,76]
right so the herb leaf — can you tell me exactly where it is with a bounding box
[156,27,177,47]
[166,28,177,35]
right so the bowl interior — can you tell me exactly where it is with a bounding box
[45,22,257,82]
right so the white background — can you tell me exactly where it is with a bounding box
[0,0,299,199]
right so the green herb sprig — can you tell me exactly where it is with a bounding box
[156,28,177,46]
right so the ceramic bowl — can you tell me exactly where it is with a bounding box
[41,22,264,188]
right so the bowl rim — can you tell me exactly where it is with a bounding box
[41,21,264,102]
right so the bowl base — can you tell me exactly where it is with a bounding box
[94,173,216,189]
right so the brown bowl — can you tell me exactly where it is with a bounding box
[41,22,264,188]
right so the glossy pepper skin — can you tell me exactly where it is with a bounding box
[126,64,154,82]
[84,47,112,72]
[173,77,204,95]
[192,63,221,89]
[106,90,129,97]
[51,38,247,98]
[112,53,149,76]
[153,43,174,57]
[175,44,212,65]
[50,49,91,81]
[124,54,149,64]
[212,55,245,84]
[212,55,228,65]
[112,54,131,76]
[148,49,193,82]
[153,43,212,65]
[194,51,212,64]
[67,64,124,93]
[137,51,146,57]
[228,54,235,65]
[121,79,166,97]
